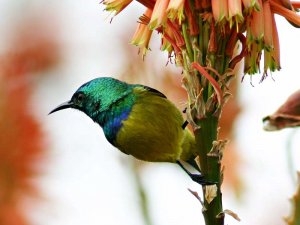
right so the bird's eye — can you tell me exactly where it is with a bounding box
[76,93,85,103]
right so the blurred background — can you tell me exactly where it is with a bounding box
[0,0,300,225]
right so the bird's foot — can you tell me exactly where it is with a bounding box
[189,174,217,185]
[176,160,217,186]
[182,120,189,129]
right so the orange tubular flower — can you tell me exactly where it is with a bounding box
[184,0,199,35]
[212,0,228,23]
[275,0,294,10]
[270,0,300,26]
[103,0,133,14]
[250,0,264,41]
[242,0,260,11]
[271,11,281,69]
[228,0,244,27]
[149,0,170,29]
[131,10,153,57]
[166,20,185,47]
[263,0,273,50]
[167,0,185,23]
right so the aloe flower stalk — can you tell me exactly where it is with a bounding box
[101,0,300,224]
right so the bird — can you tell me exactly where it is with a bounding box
[49,77,207,184]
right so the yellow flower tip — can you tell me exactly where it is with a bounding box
[264,49,280,75]
[228,15,244,30]
[149,0,169,29]
[131,26,152,45]
[166,0,185,23]
[228,0,244,26]
[242,0,260,12]
[244,41,262,75]
[131,11,153,57]
[161,37,173,52]
[103,0,133,14]
[212,0,228,23]
[228,0,244,23]
[167,8,184,23]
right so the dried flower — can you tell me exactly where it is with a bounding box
[263,89,300,131]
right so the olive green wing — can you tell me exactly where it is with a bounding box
[134,84,167,98]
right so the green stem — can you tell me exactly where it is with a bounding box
[217,35,228,75]
[182,23,194,61]
[192,37,200,63]
[194,115,224,225]
[286,130,297,184]
[131,161,153,225]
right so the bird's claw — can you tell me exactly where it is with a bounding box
[176,160,217,186]
[189,174,217,186]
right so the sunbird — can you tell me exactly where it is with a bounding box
[49,77,207,184]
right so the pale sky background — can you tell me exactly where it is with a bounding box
[1,1,300,225]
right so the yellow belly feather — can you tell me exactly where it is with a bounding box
[115,88,196,162]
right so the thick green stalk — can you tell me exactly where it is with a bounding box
[195,115,223,225]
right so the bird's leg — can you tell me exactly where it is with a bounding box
[181,107,189,129]
[182,120,189,129]
[186,158,201,172]
[176,160,216,185]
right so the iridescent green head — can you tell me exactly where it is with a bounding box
[49,77,132,117]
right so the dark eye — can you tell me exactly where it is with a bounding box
[77,93,84,102]
[74,92,85,104]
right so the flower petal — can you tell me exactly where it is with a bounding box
[149,0,169,29]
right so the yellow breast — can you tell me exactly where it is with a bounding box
[115,87,195,162]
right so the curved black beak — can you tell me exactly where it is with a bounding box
[49,100,74,115]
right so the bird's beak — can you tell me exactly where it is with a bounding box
[49,100,74,115]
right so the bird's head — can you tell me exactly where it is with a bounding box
[49,77,131,118]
